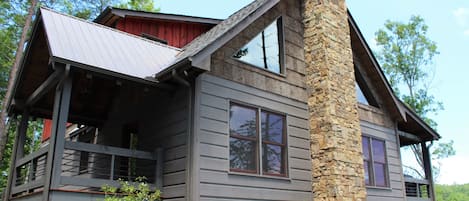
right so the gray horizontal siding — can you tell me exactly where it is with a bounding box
[361,121,405,200]
[140,88,189,200]
[194,74,311,201]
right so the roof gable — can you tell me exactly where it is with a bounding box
[40,7,181,81]
[94,7,222,27]
[348,12,440,142]
[156,0,280,77]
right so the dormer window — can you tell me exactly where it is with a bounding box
[233,17,284,74]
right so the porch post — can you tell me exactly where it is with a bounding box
[422,142,435,200]
[42,66,72,200]
[3,111,29,201]
[155,147,164,190]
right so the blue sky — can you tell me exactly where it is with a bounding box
[155,0,469,184]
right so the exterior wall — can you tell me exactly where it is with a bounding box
[355,53,406,200]
[95,84,189,200]
[140,87,189,201]
[193,74,312,201]
[210,0,307,102]
[116,18,213,48]
[360,120,406,201]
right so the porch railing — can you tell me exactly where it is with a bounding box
[10,141,163,197]
[11,145,49,195]
[405,177,431,199]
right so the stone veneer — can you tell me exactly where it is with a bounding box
[303,0,366,200]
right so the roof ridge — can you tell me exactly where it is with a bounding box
[39,6,182,52]
[107,6,224,22]
[178,0,268,53]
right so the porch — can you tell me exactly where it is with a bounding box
[398,127,438,201]
[4,7,193,201]
[4,62,188,201]
[10,135,162,199]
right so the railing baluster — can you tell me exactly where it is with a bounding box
[110,155,115,180]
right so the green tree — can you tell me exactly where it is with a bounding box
[375,15,455,179]
[435,184,469,201]
[0,1,161,197]
[117,0,159,12]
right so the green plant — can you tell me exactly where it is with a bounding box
[101,177,161,201]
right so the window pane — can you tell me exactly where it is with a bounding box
[230,105,257,137]
[230,138,257,171]
[362,136,370,160]
[364,160,371,185]
[261,111,284,144]
[263,20,280,73]
[262,144,284,175]
[356,82,369,105]
[233,19,281,73]
[374,163,387,187]
[372,139,386,163]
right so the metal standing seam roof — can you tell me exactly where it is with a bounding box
[40,7,181,81]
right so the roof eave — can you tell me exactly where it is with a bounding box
[50,56,160,86]
[347,11,440,142]
[347,11,406,121]
[189,0,280,68]
[94,6,222,26]
[7,7,44,116]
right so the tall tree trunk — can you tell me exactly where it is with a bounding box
[0,0,38,162]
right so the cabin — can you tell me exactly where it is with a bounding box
[3,0,440,201]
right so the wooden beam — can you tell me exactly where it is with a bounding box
[422,142,436,200]
[4,111,29,200]
[43,71,72,200]
[15,145,49,167]
[25,67,64,107]
[155,148,164,190]
[64,141,156,160]
[398,130,422,143]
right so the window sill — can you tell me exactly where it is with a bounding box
[230,58,287,79]
[228,171,292,182]
[366,186,392,191]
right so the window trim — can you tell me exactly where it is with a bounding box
[231,16,286,76]
[229,101,288,177]
[362,135,390,188]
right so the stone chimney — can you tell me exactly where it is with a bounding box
[303,0,366,200]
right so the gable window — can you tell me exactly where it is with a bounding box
[354,68,379,107]
[229,103,287,176]
[362,136,388,187]
[233,17,284,74]
[355,82,369,105]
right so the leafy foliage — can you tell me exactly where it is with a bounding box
[101,177,161,201]
[0,0,160,197]
[375,15,455,180]
[435,184,469,201]
[117,0,159,12]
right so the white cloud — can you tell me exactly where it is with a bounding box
[453,7,469,27]
[464,29,469,36]
[437,156,469,184]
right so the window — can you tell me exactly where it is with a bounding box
[233,17,284,74]
[362,136,388,187]
[229,103,287,176]
[355,82,369,105]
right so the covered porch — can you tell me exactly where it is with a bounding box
[398,105,441,201]
[4,8,191,201]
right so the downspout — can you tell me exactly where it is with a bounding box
[171,69,194,200]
